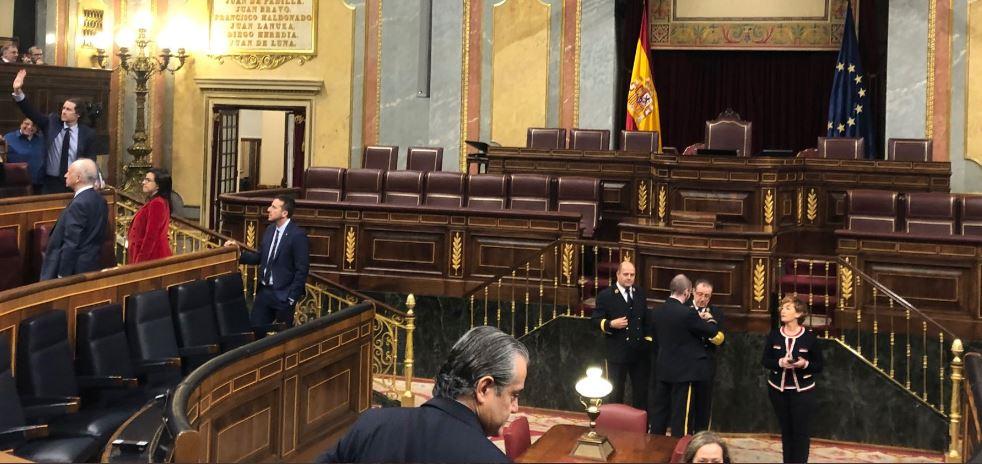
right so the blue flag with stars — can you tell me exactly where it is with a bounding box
[826,2,876,158]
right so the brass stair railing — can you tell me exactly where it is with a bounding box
[114,190,415,404]
[462,238,631,339]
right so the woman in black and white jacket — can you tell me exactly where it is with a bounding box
[762,295,823,463]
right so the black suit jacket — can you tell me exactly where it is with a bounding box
[652,297,721,383]
[15,96,97,173]
[240,220,310,304]
[592,285,651,363]
[318,397,509,463]
[40,188,107,280]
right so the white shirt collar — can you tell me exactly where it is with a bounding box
[275,218,291,233]
[74,184,94,198]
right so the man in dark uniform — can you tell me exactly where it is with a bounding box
[591,261,651,408]
[318,326,527,463]
[650,274,723,437]
[689,278,725,432]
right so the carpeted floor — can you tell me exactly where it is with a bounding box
[374,377,943,463]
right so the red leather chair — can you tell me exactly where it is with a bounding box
[406,147,444,172]
[887,138,932,162]
[343,169,384,204]
[570,129,611,151]
[905,192,955,235]
[595,403,647,434]
[670,434,694,463]
[31,223,53,280]
[304,167,345,202]
[363,145,399,170]
[796,147,819,158]
[557,177,601,238]
[384,170,424,206]
[467,175,509,210]
[0,162,32,198]
[961,195,982,236]
[526,128,567,150]
[818,136,865,160]
[0,228,22,290]
[424,172,466,208]
[846,190,898,233]
[620,130,659,153]
[508,174,551,211]
[502,416,531,459]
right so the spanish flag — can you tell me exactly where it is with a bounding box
[625,1,661,149]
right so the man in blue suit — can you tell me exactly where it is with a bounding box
[11,68,98,194]
[40,158,108,280]
[227,194,309,333]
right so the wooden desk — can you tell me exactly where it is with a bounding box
[517,424,678,463]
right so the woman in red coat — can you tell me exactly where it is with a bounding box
[127,168,173,264]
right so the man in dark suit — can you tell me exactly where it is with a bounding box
[319,326,527,463]
[226,194,309,334]
[650,274,723,437]
[11,68,98,194]
[591,261,651,409]
[688,278,725,432]
[39,158,107,280]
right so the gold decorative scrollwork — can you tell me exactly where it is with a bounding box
[211,54,310,70]
[622,250,633,263]
[561,243,574,285]
[638,181,649,213]
[657,185,668,222]
[246,221,257,248]
[450,231,463,275]
[764,189,775,225]
[753,259,766,305]
[294,114,306,124]
[344,227,356,267]
[840,264,854,306]
[372,315,400,400]
[806,188,819,222]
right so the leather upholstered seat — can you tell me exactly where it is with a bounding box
[846,190,898,233]
[466,175,509,210]
[961,196,982,236]
[0,228,22,291]
[705,110,751,157]
[125,290,188,383]
[406,147,444,172]
[304,167,345,202]
[887,138,932,162]
[343,169,384,204]
[384,170,425,206]
[620,130,659,153]
[818,136,865,160]
[31,223,52,280]
[210,273,261,348]
[905,192,956,235]
[0,162,32,197]
[596,403,647,434]
[363,145,399,170]
[526,128,567,150]
[168,281,223,368]
[508,174,551,211]
[557,177,601,238]
[424,172,466,208]
[569,129,610,151]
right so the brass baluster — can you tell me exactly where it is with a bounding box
[593,245,599,297]
[607,248,613,286]
[483,287,488,326]
[889,299,896,379]
[777,258,784,299]
[906,308,912,389]
[539,254,544,328]
[824,261,830,339]
[807,261,814,324]
[525,262,531,335]
[872,287,878,368]
[939,332,945,414]
[948,339,965,462]
[792,259,799,299]
[922,321,928,402]
[511,270,517,336]
[496,278,503,329]
[856,294,862,356]
[469,295,475,328]
[580,244,586,305]
[553,276,559,319]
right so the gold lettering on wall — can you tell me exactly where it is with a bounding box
[491,0,550,146]
[208,0,318,69]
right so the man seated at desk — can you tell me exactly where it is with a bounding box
[319,326,528,463]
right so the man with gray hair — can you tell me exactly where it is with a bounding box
[320,326,528,463]
[39,158,107,280]
[649,274,722,437]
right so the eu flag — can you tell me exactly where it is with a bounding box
[826,2,876,159]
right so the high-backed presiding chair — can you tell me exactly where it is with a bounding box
[569,129,610,151]
[620,130,659,153]
[502,416,531,459]
[466,175,509,210]
[343,168,384,204]
[168,281,223,366]
[595,403,647,434]
[304,167,345,202]
[424,172,466,208]
[508,174,551,211]
[846,190,898,233]
[905,192,955,235]
[406,147,444,172]
[887,138,932,162]
[17,311,137,442]
[818,136,865,160]
[705,109,751,156]
[0,228,22,291]
[526,128,567,150]
[0,332,99,463]
[557,177,601,238]
[961,196,982,236]
[384,170,425,206]
[362,145,399,170]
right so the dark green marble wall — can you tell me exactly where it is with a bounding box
[378,292,947,451]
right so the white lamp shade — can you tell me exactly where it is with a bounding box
[575,367,613,399]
